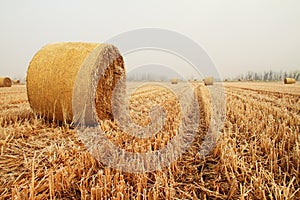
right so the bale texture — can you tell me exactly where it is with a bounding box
[0,77,12,87]
[26,42,125,123]
[171,78,178,84]
[284,78,296,84]
[203,77,213,86]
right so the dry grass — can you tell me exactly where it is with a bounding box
[0,82,299,199]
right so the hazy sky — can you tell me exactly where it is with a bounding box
[0,0,299,79]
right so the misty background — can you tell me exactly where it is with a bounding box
[0,0,299,82]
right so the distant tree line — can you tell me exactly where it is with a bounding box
[232,70,300,81]
[127,69,300,82]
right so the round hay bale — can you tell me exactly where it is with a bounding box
[0,77,12,87]
[171,78,178,84]
[13,80,20,84]
[203,77,213,86]
[26,42,125,123]
[284,78,296,84]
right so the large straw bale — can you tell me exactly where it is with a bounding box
[203,77,213,86]
[0,77,12,87]
[284,78,296,84]
[26,42,125,123]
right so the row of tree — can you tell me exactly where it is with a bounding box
[14,70,300,83]
[127,70,300,82]
[232,70,300,81]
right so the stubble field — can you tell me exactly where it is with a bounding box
[0,82,299,199]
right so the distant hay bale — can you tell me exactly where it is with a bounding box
[171,78,178,84]
[26,42,125,123]
[284,78,296,84]
[13,80,20,84]
[0,77,12,87]
[203,77,213,86]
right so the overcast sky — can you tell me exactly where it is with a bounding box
[0,0,299,80]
